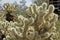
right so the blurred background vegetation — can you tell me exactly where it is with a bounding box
[56,19,60,40]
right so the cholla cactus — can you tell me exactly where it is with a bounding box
[0,2,58,40]
[26,26,35,40]
[34,0,49,6]
[3,3,18,22]
[3,3,17,12]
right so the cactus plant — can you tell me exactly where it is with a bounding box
[0,3,58,40]
[34,0,49,6]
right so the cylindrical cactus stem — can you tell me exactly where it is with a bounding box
[41,2,47,12]
[26,6,33,17]
[48,5,55,14]
[50,14,58,23]
[44,5,55,21]
[26,26,35,40]
[48,22,56,32]
[32,4,38,15]
[37,6,46,26]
